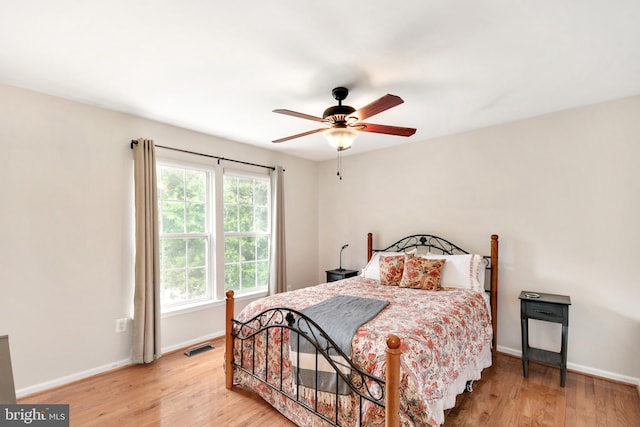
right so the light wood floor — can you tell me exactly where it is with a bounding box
[20,338,640,426]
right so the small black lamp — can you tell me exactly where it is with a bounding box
[338,244,349,271]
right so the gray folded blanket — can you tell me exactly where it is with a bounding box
[289,295,389,395]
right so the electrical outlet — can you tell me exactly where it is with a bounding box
[115,318,128,333]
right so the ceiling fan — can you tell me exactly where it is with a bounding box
[272,87,417,151]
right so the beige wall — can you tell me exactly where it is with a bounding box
[2,81,638,394]
[317,95,640,384]
[0,84,319,395]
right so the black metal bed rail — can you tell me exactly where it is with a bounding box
[231,307,387,427]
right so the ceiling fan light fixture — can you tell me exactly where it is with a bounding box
[323,126,358,151]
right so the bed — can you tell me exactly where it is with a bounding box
[225,232,499,426]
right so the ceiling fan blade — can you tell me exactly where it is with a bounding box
[273,109,327,123]
[351,94,404,121]
[272,128,326,143]
[355,123,417,137]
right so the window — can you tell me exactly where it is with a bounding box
[157,165,211,309]
[223,172,270,294]
[156,159,271,312]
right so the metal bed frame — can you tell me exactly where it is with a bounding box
[225,232,499,426]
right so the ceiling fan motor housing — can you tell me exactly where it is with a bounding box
[323,104,356,121]
[323,86,356,122]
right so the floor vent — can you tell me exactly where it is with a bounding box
[184,342,214,357]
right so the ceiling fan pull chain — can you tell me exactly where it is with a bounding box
[337,151,343,180]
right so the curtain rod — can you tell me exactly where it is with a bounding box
[130,140,277,171]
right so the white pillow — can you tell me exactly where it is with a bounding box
[422,253,486,292]
[362,249,417,281]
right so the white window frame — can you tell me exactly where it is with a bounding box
[222,168,271,296]
[156,150,271,315]
[156,158,216,313]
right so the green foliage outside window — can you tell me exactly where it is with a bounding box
[223,175,270,293]
[156,164,271,308]
[158,166,208,307]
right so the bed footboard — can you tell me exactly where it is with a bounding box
[225,290,401,427]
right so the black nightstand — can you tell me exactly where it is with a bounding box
[326,269,358,282]
[519,291,571,386]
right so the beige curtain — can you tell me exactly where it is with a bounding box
[132,138,161,363]
[269,166,287,294]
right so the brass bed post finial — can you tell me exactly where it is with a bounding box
[367,232,373,261]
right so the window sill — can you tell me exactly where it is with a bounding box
[161,290,268,318]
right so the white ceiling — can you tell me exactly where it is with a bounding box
[1,1,639,161]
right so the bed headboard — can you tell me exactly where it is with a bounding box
[368,233,476,257]
[367,232,499,353]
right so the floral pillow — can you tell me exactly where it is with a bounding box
[361,249,417,280]
[379,254,406,286]
[399,256,446,290]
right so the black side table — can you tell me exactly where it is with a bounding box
[326,269,358,282]
[519,291,571,386]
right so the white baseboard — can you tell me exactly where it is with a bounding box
[17,330,226,399]
[497,345,640,386]
[161,330,225,354]
[16,357,132,399]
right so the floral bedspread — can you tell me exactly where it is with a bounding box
[232,276,493,427]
